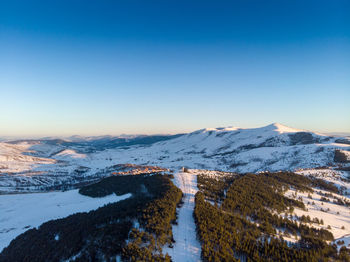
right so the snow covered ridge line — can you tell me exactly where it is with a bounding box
[1,123,350,192]
[191,122,304,134]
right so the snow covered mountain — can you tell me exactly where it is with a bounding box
[89,123,350,172]
[0,123,349,192]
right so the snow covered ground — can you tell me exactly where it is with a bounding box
[297,168,350,193]
[285,188,350,249]
[0,190,131,252]
[295,167,350,250]
[1,123,350,193]
[164,170,201,262]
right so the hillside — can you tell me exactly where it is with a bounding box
[193,170,350,261]
[2,168,350,261]
[0,123,349,193]
[87,123,350,178]
[0,174,182,262]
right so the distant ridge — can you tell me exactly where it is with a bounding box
[1,123,349,192]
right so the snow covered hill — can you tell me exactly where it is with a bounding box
[89,123,350,173]
[1,123,349,192]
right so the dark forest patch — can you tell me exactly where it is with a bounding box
[334,149,350,163]
[288,132,320,145]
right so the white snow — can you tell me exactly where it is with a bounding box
[297,168,350,193]
[164,170,201,262]
[268,123,304,133]
[1,123,350,193]
[0,142,56,173]
[83,123,348,175]
[285,188,350,249]
[53,149,87,160]
[0,190,131,252]
[335,235,350,250]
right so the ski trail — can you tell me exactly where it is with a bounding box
[164,171,201,261]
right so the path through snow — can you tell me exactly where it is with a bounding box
[164,171,201,261]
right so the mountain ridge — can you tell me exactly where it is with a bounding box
[0,123,349,193]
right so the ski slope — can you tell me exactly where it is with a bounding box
[165,171,201,262]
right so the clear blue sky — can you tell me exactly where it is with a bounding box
[1,0,349,136]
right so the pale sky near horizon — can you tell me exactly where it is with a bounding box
[1,0,349,136]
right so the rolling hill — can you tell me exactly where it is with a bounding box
[0,123,349,193]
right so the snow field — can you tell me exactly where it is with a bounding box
[0,190,131,252]
[285,188,350,249]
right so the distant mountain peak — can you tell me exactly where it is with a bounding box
[262,123,304,133]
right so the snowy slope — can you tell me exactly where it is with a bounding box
[0,141,93,193]
[0,142,57,173]
[52,149,87,160]
[285,188,350,242]
[88,123,350,173]
[1,123,349,192]
[0,190,131,252]
[164,171,201,261]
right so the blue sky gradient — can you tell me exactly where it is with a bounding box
[1,0,349,136]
